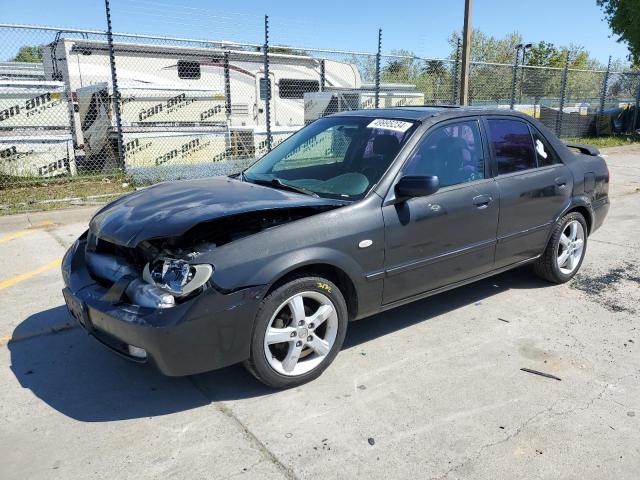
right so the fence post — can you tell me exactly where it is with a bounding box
[452,38,461,105]
[263,15,272,152]
[224,51,231,122]
[633,72,640,133]
[597,56,612,137]
[104,0,125,170]
[557,51,570,137]
[320,59,326,92]
[375,28,382,109]
[509,47,520,110]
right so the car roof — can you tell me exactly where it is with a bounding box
[333,106,530,122]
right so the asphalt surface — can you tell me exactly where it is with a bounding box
[1,145,639,479]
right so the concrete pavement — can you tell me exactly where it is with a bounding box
[1,146,639,479]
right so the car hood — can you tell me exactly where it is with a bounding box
[90,177,345,247]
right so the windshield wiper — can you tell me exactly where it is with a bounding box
[249,177,319,197]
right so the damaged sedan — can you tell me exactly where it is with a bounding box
[62,107,609,388]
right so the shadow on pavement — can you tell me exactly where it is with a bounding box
[9,266,549,421]
[343,267,547,349]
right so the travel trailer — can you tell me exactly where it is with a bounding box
[0,80,76,178]
[76,83,227,160]
[0,80,69,130]
[0,133,75,178]
[0,62,46,81]
[76,82,299,173]
[43,38,362,140]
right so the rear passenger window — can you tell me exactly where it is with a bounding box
[531,129,559,167]
[487,119,536,174]
[403,120,485,188]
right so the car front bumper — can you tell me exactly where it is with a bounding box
[61,235,267,376]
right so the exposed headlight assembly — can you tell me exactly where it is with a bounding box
[143,258,213,297]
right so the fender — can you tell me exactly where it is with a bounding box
[545,194,595,246]
[211,244,381,320]
[213,245,368,293]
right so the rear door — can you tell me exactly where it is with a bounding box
[484,117,572,268]
[381,117,499,304]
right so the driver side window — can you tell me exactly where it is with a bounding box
[403,120,485,188]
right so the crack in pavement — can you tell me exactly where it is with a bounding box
[1,323,79,347]
[430,382,611,480]
[188,377,298,480]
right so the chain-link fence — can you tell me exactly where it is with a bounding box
[1,21,639,200]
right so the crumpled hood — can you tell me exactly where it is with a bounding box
[90,177,344,247]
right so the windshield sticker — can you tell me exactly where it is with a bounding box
[367,119,413,133]
[535,139,548,159]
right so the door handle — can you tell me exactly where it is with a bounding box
[472,194,492,208]
[555,176,568,188]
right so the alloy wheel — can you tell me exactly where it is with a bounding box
[557,220,585,275]
[263,291,338,376]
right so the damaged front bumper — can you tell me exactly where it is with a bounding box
[61,233,268,376]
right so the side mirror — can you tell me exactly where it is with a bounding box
[394,175,440,201]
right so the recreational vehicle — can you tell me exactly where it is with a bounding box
[43,38,362,137]
[0,62,46,81]
[0,80,76,179]
[0,132,75,178]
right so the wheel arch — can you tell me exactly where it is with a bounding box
[266,263,359,321]
[566,205,592,234]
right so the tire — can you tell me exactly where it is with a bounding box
[533,212,588,283]
[244,275,348,389]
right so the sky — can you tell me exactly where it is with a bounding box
[0,0,631,65]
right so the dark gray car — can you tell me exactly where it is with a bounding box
[62,107,609,388]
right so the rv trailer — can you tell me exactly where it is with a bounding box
[0,62,46,81]
[0,132,76,179]
[0,80,76,179]
[0,80,69,130]
[76,82,228,161]
[43,38,362,140]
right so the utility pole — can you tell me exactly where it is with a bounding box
[459,0,473,105]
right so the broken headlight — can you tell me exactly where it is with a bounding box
[142,258,213,297]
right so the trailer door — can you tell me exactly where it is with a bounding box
[255,72,276,126]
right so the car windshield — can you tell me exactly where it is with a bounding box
[244,116,418,200]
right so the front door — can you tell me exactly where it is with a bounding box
[382,118,500,305]
[483,117,573,268]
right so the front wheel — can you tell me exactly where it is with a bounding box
[244,276,348,388]
[533,212,588,283]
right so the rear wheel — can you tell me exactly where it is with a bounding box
[244,276,348,388]
[533,212,587,283]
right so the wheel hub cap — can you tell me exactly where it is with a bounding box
[263,291,338,377]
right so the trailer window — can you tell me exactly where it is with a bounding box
[178,61,201,79]
[279,79,320,99]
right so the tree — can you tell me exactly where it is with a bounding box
[446,31,610,104]
[381,49,422,84]
[422,60,451,103]
[448,30,523,64]
[12,45,43,63]
[597,0,640,65]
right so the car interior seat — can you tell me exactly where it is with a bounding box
[361,134,401,183]
[436,136,472,187]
